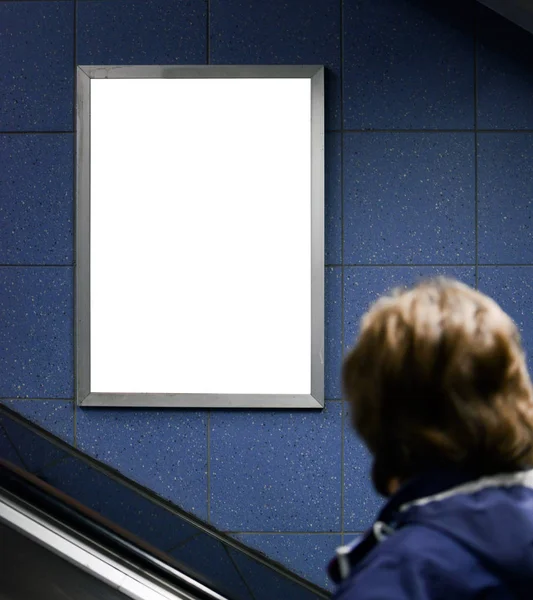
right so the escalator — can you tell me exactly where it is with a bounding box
[0,407,330,600]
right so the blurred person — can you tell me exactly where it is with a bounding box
[329,278,533,599]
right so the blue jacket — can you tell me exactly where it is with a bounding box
[329,469,533,599]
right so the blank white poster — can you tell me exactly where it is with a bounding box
[90,78,312,395]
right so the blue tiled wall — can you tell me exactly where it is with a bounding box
[2,0,533,590]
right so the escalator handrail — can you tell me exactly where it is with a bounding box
[0,406,330,599]
[0,459,229,600]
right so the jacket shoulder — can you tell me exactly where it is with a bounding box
[334,525,500,600]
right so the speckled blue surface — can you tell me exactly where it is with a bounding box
[0,1,73,131]
[344,267,476,351]
[0,135,73,264]
[478,134,533,264]
[76,408,208,519]
[210,403,342,532]
[343,0,474,130]
[233,533,341,591]
[343,417,383,532]
[343,133,475,265]
[325,133,341,265]
[325,268,342,399]
[1,399,73,443]
[478,268,533,367]
[477,5,533,130]
[0,267,73,398]
[210,0,341,131]
[77,0,206,65]
[40,456,199,553]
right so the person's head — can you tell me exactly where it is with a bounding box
[343,278,533,497]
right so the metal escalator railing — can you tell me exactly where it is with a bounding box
[0,406,330,600]
[1,462,228,600]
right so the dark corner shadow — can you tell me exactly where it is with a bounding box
[476,2,533,74]
[403,0,533,72]
[398,0,476,37]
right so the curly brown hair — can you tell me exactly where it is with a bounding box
[343,278,533,496]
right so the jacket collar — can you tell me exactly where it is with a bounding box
[328,469,477,584]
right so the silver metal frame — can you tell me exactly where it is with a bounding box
[76,65,325,409]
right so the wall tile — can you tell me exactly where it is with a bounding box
[233,534,340,591]
[210,0,341,130]
[0,267,73,398]
[40,457,198,553]
[0,1,73,131]
[477,6,533,130]
[325,268,342,400]
[343,133,475,265]
[478,134,533,264]
[0,135,73,265]
[1,399,73,444]
[343,0,474,130]
[77,0,206,64]
[478,267,533,367]
[76,408,208,519]
[344,266,475,350]
[343,417,383,532]
[325,133,341,265]
[210,403,342,532]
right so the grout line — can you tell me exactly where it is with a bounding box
[474,150,479,289]
[73,0,77,131]
[2,129,533,136]
[73,401,78,449]
[339,264,533,268]
[0,264,74,268]
[227,531,344,536]
[207,411,211,523]
[342,129,474,134]
[475,130,533,134]
[338,263,477,268]
[341,404,345,546]
[340,0,345,544]
[0,397,72,401]
[0,131,74,135]
[206,0,210,65]
[474,1,479,289]
[73,0,78,433]
[0,263,526,270]
[334,129,533,134]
